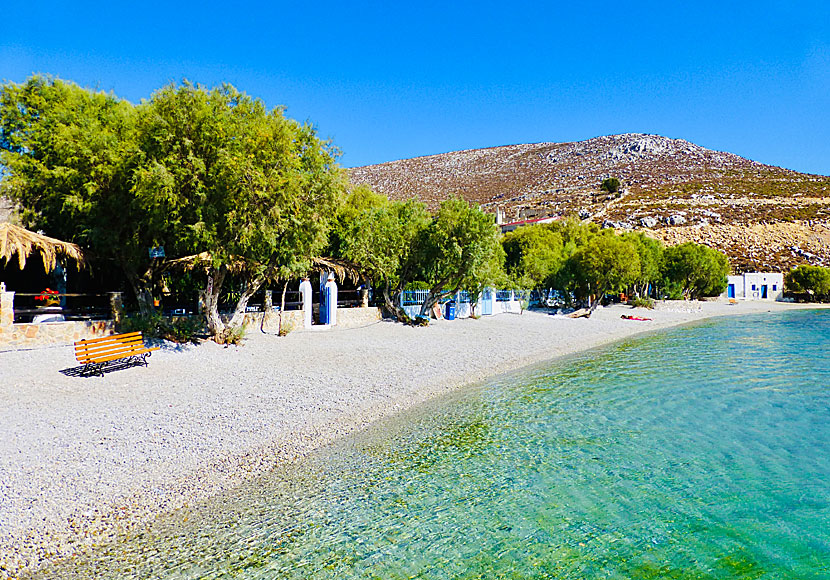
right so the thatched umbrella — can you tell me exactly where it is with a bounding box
[311,256,366,285]
[0,222,85,272]
[167,253,365,284]
[164,251,247,275]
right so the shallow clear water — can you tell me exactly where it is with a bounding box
[40,310,830,579]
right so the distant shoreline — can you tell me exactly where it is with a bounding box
[0,300,825,578]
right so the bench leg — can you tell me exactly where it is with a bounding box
[82,363,104,377]
[127,351,152,368]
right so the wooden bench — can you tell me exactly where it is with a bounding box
[74,331,159,377]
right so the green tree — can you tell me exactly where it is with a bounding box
[135,82,345,341]
[417,199,504,318]
[569,233,641,309]
[785,265,830,296]
[621,232,664,298]
[662,242,729,299]
[502,224,566,296]
[0,75,159,311]
[341,199,431,322]
[327,184,389,259]
[546,218,600,301]
[600,177,621,194]
[460,241,508,317]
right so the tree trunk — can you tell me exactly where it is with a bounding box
[204,267,227,341]
[226,276,264,335]
[586,284,607,316]
[259,288,273,333]
[277,280,289,335]
[123,266,155,316]
[382,284,414,324]
[418,276,455,319]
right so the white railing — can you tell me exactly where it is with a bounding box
[399,289,523,319]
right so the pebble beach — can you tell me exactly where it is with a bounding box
[0,300,818,578]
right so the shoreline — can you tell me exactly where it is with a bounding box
[0,300,824,577]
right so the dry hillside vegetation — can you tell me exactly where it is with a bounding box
[350,133,830,272]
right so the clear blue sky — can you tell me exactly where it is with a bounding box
[2,1,828,174]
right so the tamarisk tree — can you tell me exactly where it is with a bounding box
[0,75,162,312]
[342,199,430,322]
[416,198,504,318]
[136,83,344,341]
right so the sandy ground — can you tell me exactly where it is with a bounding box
[0,300,820,577]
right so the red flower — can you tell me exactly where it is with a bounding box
[35,288,60,302]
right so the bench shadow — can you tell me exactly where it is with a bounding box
[59,358,149,378]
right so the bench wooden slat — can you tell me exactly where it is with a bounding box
[76,331,142,346]
[77,347,158,365]
[76,344,159,363]
[75,337,146,355]
[74,331,159,370]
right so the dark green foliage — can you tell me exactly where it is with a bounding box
[418,198,504,317]
[0,75,158,310]
[569,233,641,301]
[341,198,431,321]
[621,232,664,297]
[502,224,565,292]
[600,177,621,193]
[785,265,830,296]
[121,313,204,344]
[405,281,431,290]
[662,242,729,299]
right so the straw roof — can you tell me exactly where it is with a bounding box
[311,256,365,285]
[0,222,85,272]
[164,252,249,275]
[166,253,365,285]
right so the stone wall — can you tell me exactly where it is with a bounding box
[0,290,115,350]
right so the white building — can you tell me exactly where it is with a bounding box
[724,272,784,301]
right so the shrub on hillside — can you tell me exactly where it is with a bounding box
[600,177,621,193]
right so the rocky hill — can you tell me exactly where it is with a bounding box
[350,134,830,273]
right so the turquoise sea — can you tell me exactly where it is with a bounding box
[39,310,830,579]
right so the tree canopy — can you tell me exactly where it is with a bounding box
[662,242,729,299]
[1,76,346,341]
[785,265,830,296]
[569,233,641,306]
[135,82,345,339]
[1,74,740,337]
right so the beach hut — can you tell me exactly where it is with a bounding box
[723,272,784,301]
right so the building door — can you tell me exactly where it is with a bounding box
[482,289,493,315]
[727,284,735,298]
[761,285,768,299]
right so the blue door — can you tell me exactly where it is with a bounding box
[761,285,768,299]
[482,289,493,315]
[727,284,735,298]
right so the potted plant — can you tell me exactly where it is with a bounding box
[35,288,61,307]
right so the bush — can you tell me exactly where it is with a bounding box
[630,296,655,309]
[405,281,431,290]
[600,177,621,193]
[121,313,204,344]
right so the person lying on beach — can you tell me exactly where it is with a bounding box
[621,314,652,321]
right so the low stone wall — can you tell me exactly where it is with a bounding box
[0,290,116,350]
[244,307,382,333]
[0,320,115,350]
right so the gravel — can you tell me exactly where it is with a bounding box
[0,301,816,577]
